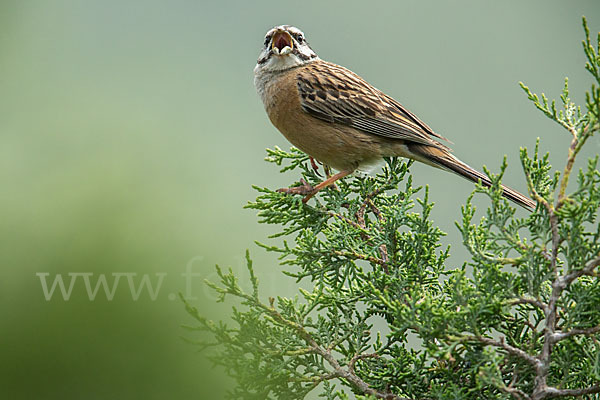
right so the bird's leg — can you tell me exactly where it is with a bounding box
[302,169,353,202]
[277,169,354,203]
[322,164,341,191]
[309,157,322,177]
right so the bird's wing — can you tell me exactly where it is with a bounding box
[296,61,450,148]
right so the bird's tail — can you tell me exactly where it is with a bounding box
[407,144,536,210]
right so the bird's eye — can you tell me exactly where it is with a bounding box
[264,35,271,47]
[296,34,304,43]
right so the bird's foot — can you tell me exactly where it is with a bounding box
[277,179,317,203]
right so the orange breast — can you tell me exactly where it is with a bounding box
[262,65,383,171]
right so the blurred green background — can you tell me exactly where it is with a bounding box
[1,1,598,398]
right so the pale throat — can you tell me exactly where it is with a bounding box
[260,54,309,72]
[254,56,318,101]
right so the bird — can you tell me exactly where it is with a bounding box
[253,25,535,210]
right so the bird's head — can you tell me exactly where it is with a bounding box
[254,25,319,74]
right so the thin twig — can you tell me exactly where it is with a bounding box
[510,297,549,313]
[327,211,369,232]
[543,385,600,398]
[331,249,386,267]
[557,125,590,209]
[460,335,541,368]
[500,384,532,400]
[348,353,380,375]
[552,325,600,342]
[563,254,600,285]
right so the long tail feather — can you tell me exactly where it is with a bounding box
[408,144,536,210]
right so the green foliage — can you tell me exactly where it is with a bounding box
[183,18,600,400]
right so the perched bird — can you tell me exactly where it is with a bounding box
[254,25,535,210]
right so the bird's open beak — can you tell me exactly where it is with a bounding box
[272,30,293,55]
